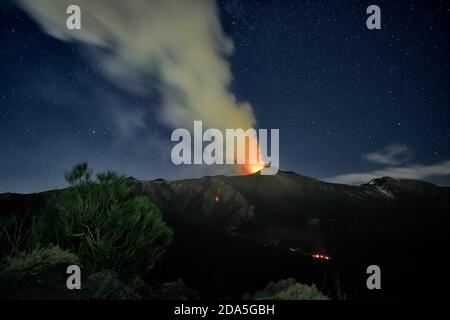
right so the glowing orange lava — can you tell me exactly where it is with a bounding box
[240,161,265,175]
[312,253,331,261]
[237,136,266,175]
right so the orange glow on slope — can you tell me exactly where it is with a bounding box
[312,253,331,261]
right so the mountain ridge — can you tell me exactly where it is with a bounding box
[1,169,449,298]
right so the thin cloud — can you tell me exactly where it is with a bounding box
[364,144,413,165]
[324,160,450,185]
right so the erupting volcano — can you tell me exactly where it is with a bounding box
[240,161,266,175]
[236,136,266,175]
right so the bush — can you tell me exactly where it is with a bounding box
[31,163,173,277]
[152,279,199,300]
[245,278,328,300]
[0,246,80,298]
[84,270,141,300]
[0,214,31,257]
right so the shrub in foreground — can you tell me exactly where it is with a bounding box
[152,279,199,300]
[0,246,80,299]
[31,163,173,277]
[245,278,328,300]
[84,270,142,299]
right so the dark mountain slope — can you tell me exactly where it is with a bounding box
[1,171,449,299]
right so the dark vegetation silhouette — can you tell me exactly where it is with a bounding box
[0,163,175,299]
[0,163,323,299]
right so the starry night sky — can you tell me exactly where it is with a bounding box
[1,0,449,193]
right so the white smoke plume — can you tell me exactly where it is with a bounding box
[16,0,256,132]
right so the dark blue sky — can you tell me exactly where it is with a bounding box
[1,0,449,193]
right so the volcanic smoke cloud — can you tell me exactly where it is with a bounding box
[17,0,256,135]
